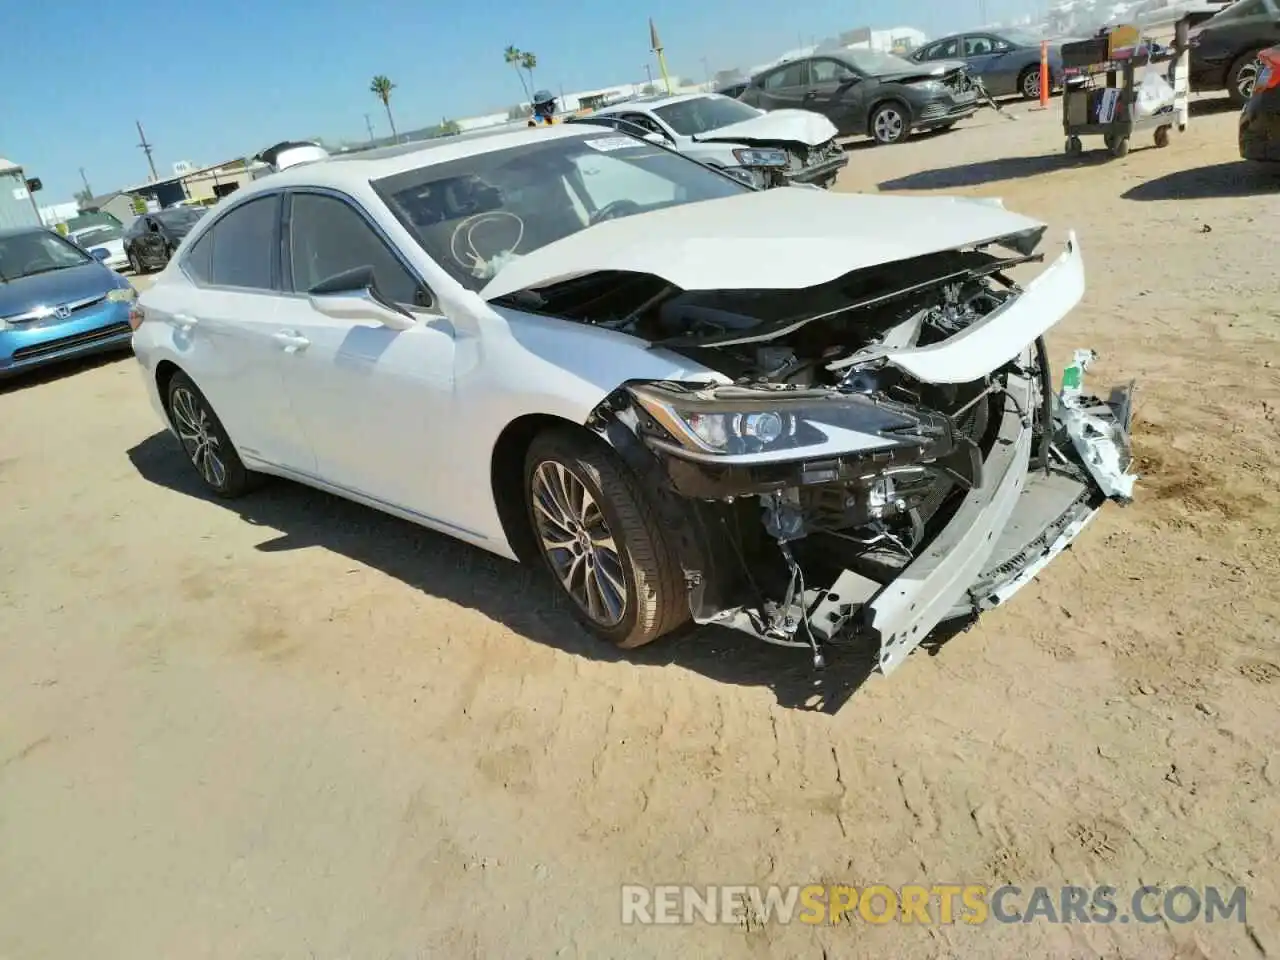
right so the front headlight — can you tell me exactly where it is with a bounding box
[732,147,788,167]
[106,287,136,303]
[627,382,950,465]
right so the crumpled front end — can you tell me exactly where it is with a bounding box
[578,227,1138,673]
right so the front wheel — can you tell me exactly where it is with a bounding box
[166,371,258,498]
[524,430,689,649]
[870,103,910,145]
[1020,67,1043,100]
[127,248,145,275]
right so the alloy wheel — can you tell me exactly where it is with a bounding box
[1023,69,1041,99]
[873,107,905,143]
[171,386,228,489]
[1237,59,1259,102]
[530,460,627,627]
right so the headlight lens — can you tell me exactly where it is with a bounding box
[732,147,788,167]
[629,382,946,463]
[106,287,136,303]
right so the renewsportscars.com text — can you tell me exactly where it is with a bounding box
[621,884,1248,926]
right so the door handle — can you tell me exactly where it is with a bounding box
[173,313,199,330]
[271,330,311,353]
[803,90,818,99]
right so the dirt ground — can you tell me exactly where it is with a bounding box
[2,98,1278,960]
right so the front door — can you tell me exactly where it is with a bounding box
[807,58,868,134]
[273,190,458,522]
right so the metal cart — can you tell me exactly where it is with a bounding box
[1060,20,1191,158]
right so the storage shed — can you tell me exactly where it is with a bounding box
[0,157,42,230]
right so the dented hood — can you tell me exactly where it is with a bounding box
[692,108,838,148]
[480,188,1045,301]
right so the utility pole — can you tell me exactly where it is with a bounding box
[364,113,376,144]
[701,57,711,86]
[79,167,93,198]
[136,120,158,181]
[644,63,653,87]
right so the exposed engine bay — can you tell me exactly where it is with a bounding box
[497,230,1138,672]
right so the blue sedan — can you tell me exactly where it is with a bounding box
[0,226,137,379]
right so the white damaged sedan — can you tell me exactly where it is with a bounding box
[566,93,848,189]
[132,124,1137,674]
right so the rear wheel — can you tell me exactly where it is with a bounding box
[166,371,257,498]
[524,429,688,649]
[869,102,910,144]
[1227,50,1263,106]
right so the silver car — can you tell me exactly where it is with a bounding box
[911,30,1065,100]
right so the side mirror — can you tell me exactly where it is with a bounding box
[642,131,667,145]
[307,265,417,331]
[91,248,110,262]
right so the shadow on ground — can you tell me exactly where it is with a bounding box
[877,150,1109,191]
[127,431,969,713]
[0,350,131,395]
[1122,160,1280,201]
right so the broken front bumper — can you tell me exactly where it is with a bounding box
[784,153,850,187]
[804,353,1136,675]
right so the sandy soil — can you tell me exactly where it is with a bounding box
[2,98,1278,960]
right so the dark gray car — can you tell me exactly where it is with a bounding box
[910,29,1065,100]
[739,49,980,144]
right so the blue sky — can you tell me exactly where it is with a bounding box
[4,0,1040,201]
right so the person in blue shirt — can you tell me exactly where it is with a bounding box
[527,90,558,126]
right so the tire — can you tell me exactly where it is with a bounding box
[523,429,689,649]
[1154,125,1171,148]
[1065,136,1083,156]
[869,102,910,145]
[127,248,145,275]
[166,371,258,498]
[1109,136,1130,158]
[1227,50,1263,107]
[1018,66,1042,100]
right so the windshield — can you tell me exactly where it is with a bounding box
[0,231,91,281]
[71,225,123,246]
[652,96,763,136]
[64,212,123,233]
[843,49,921,74]
[373,132,748,292]
[154,207,206,235]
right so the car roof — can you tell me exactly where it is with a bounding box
[225,123,607,201]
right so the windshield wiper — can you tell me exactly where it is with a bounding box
[19,263,83,279]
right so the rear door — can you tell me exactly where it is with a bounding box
[271,189,457,519]
[749,60,813,112]
[154,192,315,471]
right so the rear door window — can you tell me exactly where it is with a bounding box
[762,61,810,89]
[201,195,280,290]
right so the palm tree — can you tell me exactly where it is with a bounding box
[369,75,398,141]
[520,51,538,94]
[504,46,531,101]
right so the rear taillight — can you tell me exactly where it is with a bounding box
[1257,49,1280,94]
[127,305,145,331]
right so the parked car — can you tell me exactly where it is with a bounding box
[1190,0,1280,104]
[123,206,207,274]
[69,222,128,271]
[566,93,848,188]
[738,49,980,144]
[0,226,137,378]
[132,125,1137,674]
[910,29,1066,100]
[1240,44,1280,158]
